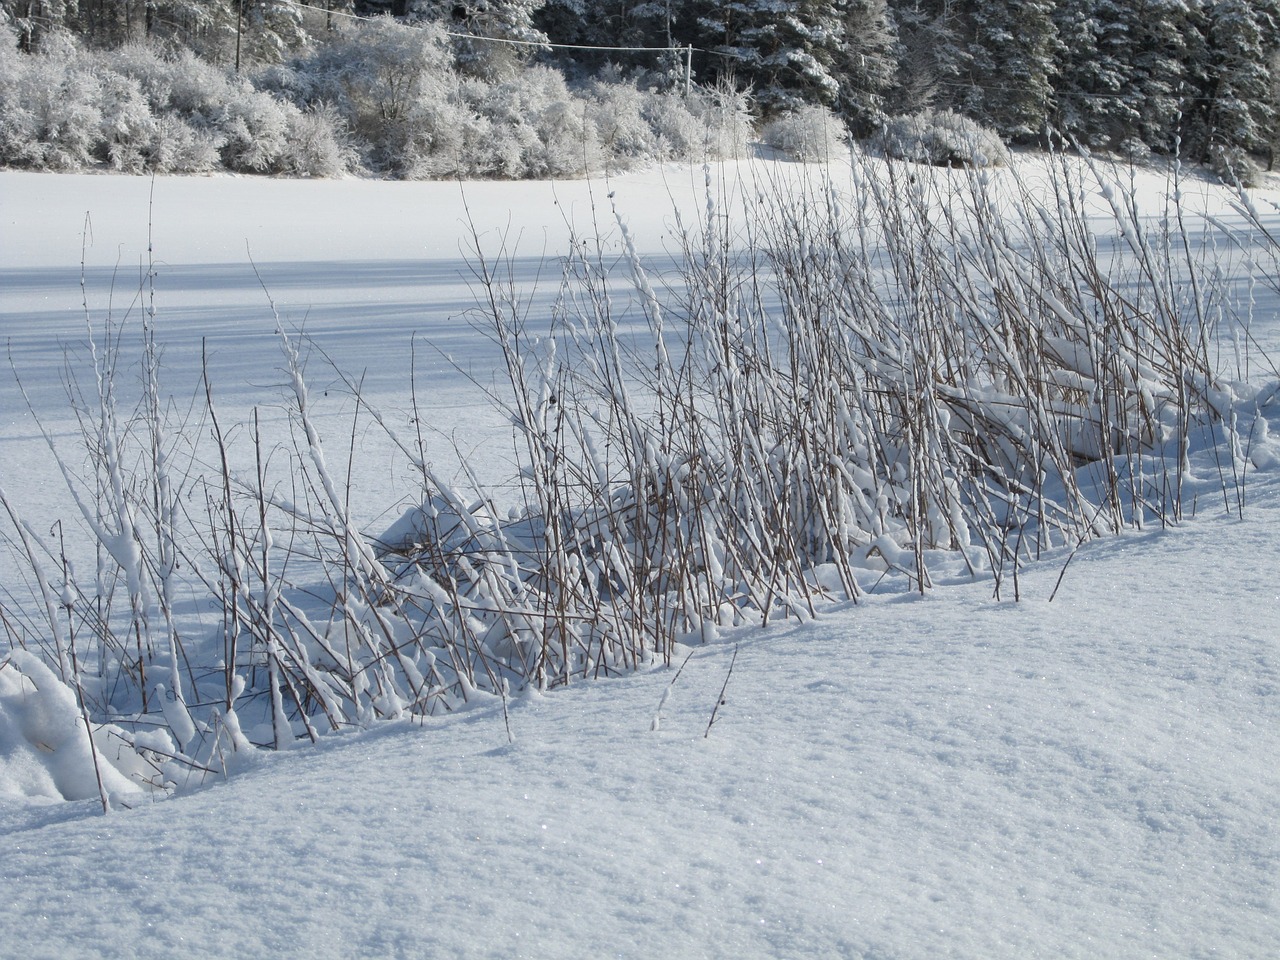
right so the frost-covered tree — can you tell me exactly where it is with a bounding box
[886,0,970,114]
[2,0,78,48]
[695,0,847,111]
[966,0,1059,140]
[410,0,548,78]
[1195,0,1280,156]
[537,0,671,48]
[1051,0,1138,147]
[833,0,898,134]
[1123,0,1201,151]
[534,0,686,82]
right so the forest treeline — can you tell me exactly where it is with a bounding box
[2,0,1278,178]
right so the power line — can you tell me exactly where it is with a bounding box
[267,6,1244,107]
[289,2,691,55]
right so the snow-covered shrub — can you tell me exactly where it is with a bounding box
[96,71,157,171]
[0,652,167,804]
[0,30,101,169]
[105,44,297,173]
[475,65,601,179]
[687,82,753,160]
[400,89,499,178]
[2,149,1263,769]
[761,104,848,161]
[641,89,708,161]
[276,19,454,175]
[217,86,298,172]
[108,45,228,124]
[0,39,40,165]
[282,102,359,177]
[882,108,1009,167]
[143,114,222,173]
[0,35,229,173]
[583,79,654,170]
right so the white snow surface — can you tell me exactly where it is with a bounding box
[2,492,1277,958]
[2,160,1279,957]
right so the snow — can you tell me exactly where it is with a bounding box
[2,158,1280,956]
[1,490,1277,957]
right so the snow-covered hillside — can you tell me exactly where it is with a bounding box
[2,157,1279,957]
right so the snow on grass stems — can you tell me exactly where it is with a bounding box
[0,152,1267,788]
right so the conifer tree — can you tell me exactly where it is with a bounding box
[411,0,548,77]
[696,0,845,111]
[886,0,971,114]
[1124,0,1200,151]
[967,0,1059,139]
[1196,0,1280,156]
[1051,0,1138,147]
[834,0,898,133]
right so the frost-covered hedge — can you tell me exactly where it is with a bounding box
[1208,142,1265,188]
[0,19,752,178]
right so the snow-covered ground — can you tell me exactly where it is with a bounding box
[2,483,1277,959]
[2,159,1279,957]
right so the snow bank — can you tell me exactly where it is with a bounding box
[0,652,157,804]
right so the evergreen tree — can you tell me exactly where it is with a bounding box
[834,0,898,133]
[886,0,971,115]
[1052,0,1139,147]
[966,0,1059,140]
[536,0,681,79]
[1123,0,1200,151]
[1197,0,1280,156]
[696,0,846,111]
[410,0,548,77]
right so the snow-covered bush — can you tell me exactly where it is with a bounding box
[282,103,359,177]
[0,151,1264,776]
[687,82,753,160]
[0,18,759,179]
[107,45,301,172]
[882,108,1009,167]
[217,87,298,172]
[0,29,101,170]
[273,19,455,175]
[640,89,706,161]
[96,71,158,172]
[583,79,655,169]
[108,46,231,125]
[481,65,600,178]
[0,652,167,804]
[144,115,224,173]
[397,90,495,179]
[0,36,336,175]
[761,104,848,161]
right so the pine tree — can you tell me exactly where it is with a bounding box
[1123,0,1200,151]
[1052,0,1138,147]
[410,0,548,78]
[696,0,846,111]
[967,0,1059,140]
[834,0,898,133]
[1197,0,1280,156]
[536,0,681,78]
[886,0,971,115]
